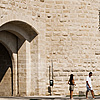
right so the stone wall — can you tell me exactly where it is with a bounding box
[0,0,100,96]
[45,0,100,95]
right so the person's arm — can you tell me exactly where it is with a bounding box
[72,79,76,86]
[86,76,91,88]
[68,80,69,84]
[86,81,91,88]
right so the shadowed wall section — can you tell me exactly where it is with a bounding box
[0,43,12,96]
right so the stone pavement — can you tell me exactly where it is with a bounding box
[0,96,100,100]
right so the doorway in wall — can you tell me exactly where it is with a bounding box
[0,43,13,96]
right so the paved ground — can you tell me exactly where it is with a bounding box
[0,96,100,100]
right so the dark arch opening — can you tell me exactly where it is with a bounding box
[0,43,13,96]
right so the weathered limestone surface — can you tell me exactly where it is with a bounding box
[0,0,100,96]
[45,0,100,96]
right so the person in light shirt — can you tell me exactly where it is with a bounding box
[86,72,95,99]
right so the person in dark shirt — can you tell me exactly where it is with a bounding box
[68,74,76,100]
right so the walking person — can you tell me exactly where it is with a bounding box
[86,72,95,99]
[68,74,76,100]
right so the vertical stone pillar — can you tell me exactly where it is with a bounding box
[37,32,46,96]
[12,53,17,96]
[18,40,31,96]
[26,41,31,96]
[30,36,38,96]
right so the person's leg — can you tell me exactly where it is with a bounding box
[71,91,73,99]
[70,90,71,99]
[86,87,90,99]
[86,90,88,99]
[70,90,73,99]
[91,90,95,98]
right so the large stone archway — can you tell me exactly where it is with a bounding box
[0,20,38,96]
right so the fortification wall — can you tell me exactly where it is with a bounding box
[45,0,100,95]
[0,0,100,96]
